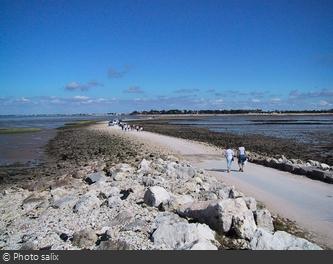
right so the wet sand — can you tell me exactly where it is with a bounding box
[0,129,56,166]
[94,123,333,249]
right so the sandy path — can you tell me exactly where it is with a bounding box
[93,123,333,249]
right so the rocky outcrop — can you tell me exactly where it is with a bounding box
[250,228,322,250]
[255,209,274,232]
[151,212,218,250]
[178,198,257,240]
[247,152,333,184]
[0,156,322,250]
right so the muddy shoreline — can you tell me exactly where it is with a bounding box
[0,124,154,190]
[0,129,56,167]
[127,119,333,166]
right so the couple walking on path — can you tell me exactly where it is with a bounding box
[224,145,247,173]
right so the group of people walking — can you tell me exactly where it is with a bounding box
[224,144,247,173]
[120,123,143,132]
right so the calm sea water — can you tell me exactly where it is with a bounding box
[170,114,333,146]
[0,115,113,166]
[0,115,111,129]
[1,114,332,166]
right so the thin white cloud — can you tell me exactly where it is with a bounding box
[319,100,329,106]
[108,65,132,78]
[73,95,89,101]
[271,98,281,102]
[123,86,144,94]
[289,88,333,98]
[174,88,200,94]
[213,98,224,104]
[65,80,103,91]
[50,99,63,104]
[15,97,31,103]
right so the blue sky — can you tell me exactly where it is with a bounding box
[1,0,333,114]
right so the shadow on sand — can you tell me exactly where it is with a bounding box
[207,168,240,173]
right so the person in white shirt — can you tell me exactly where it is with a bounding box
[237,145,247,172]
[224,146,234,173]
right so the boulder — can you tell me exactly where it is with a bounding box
[189,240,218,250]
[72,228,98,249]
[308,160,320,167]
[110,210,135,226]
[307,168,333,183]
[20,241,38,250]
[144,186,171,207]
[142,176,165,187]
[73,194,100,214]
[50,188,69,200]
[243,197,257,211]
[320,163,330,171]
[122,219,149,232]
[50,188,77,209]
[194,177,203,185]
[217,187,232,199]
[268,158,279,167]
[97,239,132,250]
[179,198,254,236]
[138,159,151,174]
[200,191,218,201]
[152,221,217,250]
[165,162,178,178]
[292,166,333,183]
[279,163,296,173]
[177,165,196,179]
[250,228,322,250]
[52,195,77,209]
[272,231,322,250]
[255,209,274,232]
[85,172,107,185]
[22,193,48,211]
[176,181,198,194]
[152,212,187,230]
[232,210,257,240]
[200,182,211,191]
[229,188,244,198]
[108,186,121,196]
[107,196,122,208]
[113,172,128,181]
[111,163,135,181]
[90,185,120,198]
[168,194,194,211]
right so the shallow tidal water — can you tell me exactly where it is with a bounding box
[0,115,110,166]
[171,114,333,157]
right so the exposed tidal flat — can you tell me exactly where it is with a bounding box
[0,122,326,250]
[0,127,42,134]
[128,114,333,166]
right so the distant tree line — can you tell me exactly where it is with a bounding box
[129,109,333,115]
